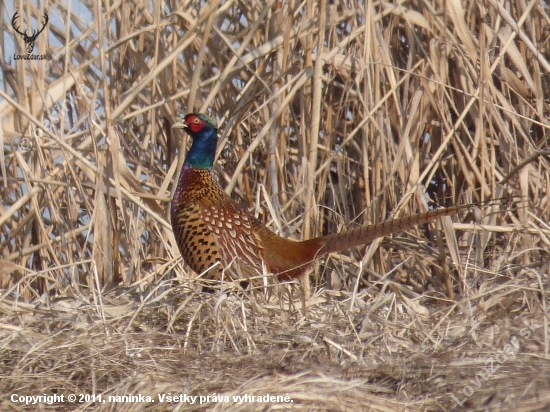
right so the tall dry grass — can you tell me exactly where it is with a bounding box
[1,0,550,410]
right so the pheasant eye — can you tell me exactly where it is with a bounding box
[188,116,203,132]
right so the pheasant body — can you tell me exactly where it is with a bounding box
[171,113,468,282]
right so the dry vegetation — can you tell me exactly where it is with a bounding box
[1,0,550,410]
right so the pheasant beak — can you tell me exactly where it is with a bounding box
[172,121,188,130]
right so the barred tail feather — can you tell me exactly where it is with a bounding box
[319,205,470,255]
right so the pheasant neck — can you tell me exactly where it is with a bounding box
[184,128,217,169]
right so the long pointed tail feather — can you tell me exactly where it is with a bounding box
[319,204,473,255]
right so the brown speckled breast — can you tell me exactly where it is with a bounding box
[171,166,268,280]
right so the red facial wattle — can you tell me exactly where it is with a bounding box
[190,122,203,132]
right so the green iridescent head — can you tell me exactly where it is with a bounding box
[172,113,218,169]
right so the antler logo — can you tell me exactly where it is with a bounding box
[11,11,49,54]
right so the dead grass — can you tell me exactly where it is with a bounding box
[1,0,550,410]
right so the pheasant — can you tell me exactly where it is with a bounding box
[171,113,470,282]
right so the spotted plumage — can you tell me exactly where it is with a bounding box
[171,113,471,282]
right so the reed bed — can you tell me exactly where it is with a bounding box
[1,0,549,410]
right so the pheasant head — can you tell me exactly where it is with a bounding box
[172,113,218,169]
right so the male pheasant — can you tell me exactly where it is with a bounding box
[171,113,469,282]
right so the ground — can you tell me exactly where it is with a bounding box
[1,273,548,411]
